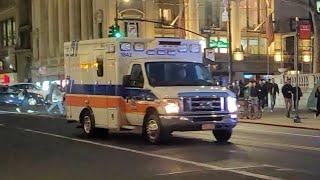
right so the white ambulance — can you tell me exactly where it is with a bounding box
[64,38,237,144]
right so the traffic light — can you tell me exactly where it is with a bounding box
[108,25,122,38]
[317,0,320,14]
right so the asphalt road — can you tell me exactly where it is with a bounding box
[0,111,320,180]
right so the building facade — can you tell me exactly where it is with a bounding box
[0,0,32,84]
[3,0,316,84]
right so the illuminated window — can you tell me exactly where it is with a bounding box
[159,8,173,24]
[0,61,3,71]
[0,18,16,47]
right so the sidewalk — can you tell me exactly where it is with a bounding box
[239,108,320,130]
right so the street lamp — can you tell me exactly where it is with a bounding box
[227,0,233,83]
[233,49,244,61]
[293,16,301,123]
[302,51,311,63]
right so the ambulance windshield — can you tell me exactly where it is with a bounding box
[146,62,213,87]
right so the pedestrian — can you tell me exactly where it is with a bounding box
[282,78,293,118]
[238,80,245,98]
[257,80,268,111]
[269,78,279,112]
[248,81,259,118]
[229,81,240,97]
[315,86,320,118]
[292,83,302,111]
[16,88,29,113]
[47,83,64,115]
[262,79,269,109]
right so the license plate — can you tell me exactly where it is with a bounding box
[202,124,215,130]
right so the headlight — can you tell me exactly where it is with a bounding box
[227,97,237,113]
[162,99,180,114]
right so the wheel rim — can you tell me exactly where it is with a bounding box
[146,119,159,141]
[28,98,37,106]
[83,115,91,134]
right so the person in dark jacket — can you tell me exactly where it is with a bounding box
[292,84,302,111]
[257,80,268,111]
[315,86,320,118]
[282,78,293,118]
[269,78,279,112]
[248,81,259,114]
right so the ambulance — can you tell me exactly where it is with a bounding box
[64,38,237,144]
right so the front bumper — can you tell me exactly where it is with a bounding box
[159,114,237,132]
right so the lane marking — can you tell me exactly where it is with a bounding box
[0,123,5,127]
[0,111,57,119]
[18,128,282,180]
[235,127,320,138]
[176,132,320,152]
[156,170,203,176]
[223,164,275,170]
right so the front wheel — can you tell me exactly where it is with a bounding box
[81,111,96,138]
[212,129,232,143]
[143,113,169,144]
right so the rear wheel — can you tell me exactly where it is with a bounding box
[81,111,96,137]
[212,129,232,143]
[143,113,169,144]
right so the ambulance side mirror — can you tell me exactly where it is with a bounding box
[123,75,132,87]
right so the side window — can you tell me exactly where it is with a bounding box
[130,64,144,88]
[96,56,104,77]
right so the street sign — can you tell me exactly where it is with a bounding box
[204,48,215,61]
[127,22,138,38]
[209,40,229,48]
[201,28,215,34]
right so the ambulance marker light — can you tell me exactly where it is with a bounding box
[167,50,176,55]
[157,49,166,55]
[178,44,188,52]
[190,44,201,53]
[146,50,156,55]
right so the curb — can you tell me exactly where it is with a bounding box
[239,120,320,131]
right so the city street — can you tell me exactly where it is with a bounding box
[0,111,319,180]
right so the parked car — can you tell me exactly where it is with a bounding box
[0,86,47,112]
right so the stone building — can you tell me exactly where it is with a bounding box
[3,0,316,84]
[0,0,32,84]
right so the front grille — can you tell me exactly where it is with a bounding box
[193,116,223,122]
[182,96,224,112]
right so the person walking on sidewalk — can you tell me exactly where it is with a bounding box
[257,80,268,112]
[249,81,259,116]
[292,83,302,111]
[269,78,279,112]
[315,86,320,118]
[282,78,293,118]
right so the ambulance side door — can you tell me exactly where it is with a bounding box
[124,63,145,125]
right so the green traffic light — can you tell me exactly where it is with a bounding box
[115,32,122,38]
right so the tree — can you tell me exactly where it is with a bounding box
[281,0,320,73]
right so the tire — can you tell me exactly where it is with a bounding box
[213,129,232,143]
[143,113,169,144]
[81,111,96,138]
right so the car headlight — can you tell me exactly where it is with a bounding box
[162,99,180,114]
[227,97,237,113]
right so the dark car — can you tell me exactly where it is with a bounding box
[0,85,47,112]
